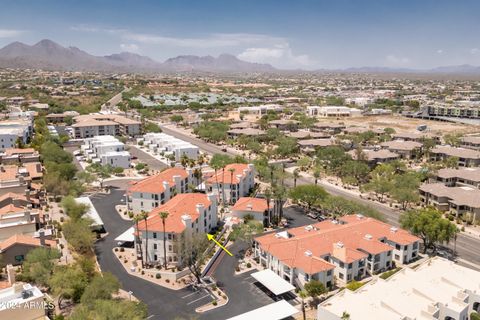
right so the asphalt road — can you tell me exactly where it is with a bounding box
[129,145,168,171]
[91,186,279,320]
[160,125,480,267]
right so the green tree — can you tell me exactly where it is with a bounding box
[316,146,351,174]
[176,232,210,284]
[304,280,327,297]
[49,265,88,307]
[363,164,395,201]
[63,218,96,254]
[298,289,308,320]
[170,115,184,123]
[391,172,420,209]
[338,160,370,186]
[61,196,89,221]
[289,184,328,210]
[22,247,61,287]
[80,272,120,306]
[274,136,298,157]
[230,220,264,246]
[71,299,147,320]
[400,207,458,253]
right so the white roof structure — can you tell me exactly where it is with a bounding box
[251,269,295,295]
[75,197,104,228]
[115,227,135,242]
[317,257,480,320]
[227,300,298,320]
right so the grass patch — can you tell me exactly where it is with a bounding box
[346,280,365,291]
[379,267,401,280]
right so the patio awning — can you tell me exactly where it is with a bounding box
[226,300,298,320]
[251,269,295,296]
[115,227,135,242]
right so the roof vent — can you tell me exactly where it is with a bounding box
[304,250,312,257]
[304,225,313,231]
[390,226,398,233]
[364,234,373,240]
[336,242,344,248]
[246,204,253,210]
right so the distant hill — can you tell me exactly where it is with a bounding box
[1,39,480,75]
[0,39,275,73]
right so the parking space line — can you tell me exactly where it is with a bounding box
[186,294,210,305]
[181,291,198,299]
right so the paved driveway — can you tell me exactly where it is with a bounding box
[129,146,168,171]
[90,187,276,320]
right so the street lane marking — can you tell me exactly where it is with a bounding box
[186,294,210,305]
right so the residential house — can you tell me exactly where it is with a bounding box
[231,197,271,225]
[380,140,422,159]
[434,167,480,188]
[0,232,56,266]
[430,145,480,167]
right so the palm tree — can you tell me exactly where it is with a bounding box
[264,188,272,227]
[293,168,300,188]
[140,210,149,267]
[228,167,236,204]
[193,168,202,190]
[221,167,226,205]
[313,167,321,186]
[132,214,144,269]
[159,211,170,269]
[299,289,308,320]
[210,162,221,202]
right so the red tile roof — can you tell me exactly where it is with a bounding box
[128,167,189,194]
[256,215,420,274]
[0,234,56,251]
[231,197,269,213]
[136,193,212,234]
[206,163,251,185]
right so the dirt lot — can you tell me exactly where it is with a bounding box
[318,115,480,135]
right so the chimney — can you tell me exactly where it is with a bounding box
[196,203,205,215]
[25,189,30,202]
[38,229,45,246]
[207,193,217,205]
[0,165,4,173]
[25,205,31,222]
[6,264,16,285]
[181,214,192,227]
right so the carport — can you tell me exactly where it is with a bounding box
[226,300,299,320]
[115,227,135,243]
[251,269,295,296]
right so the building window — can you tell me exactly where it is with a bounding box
[153,232,157,239]
[339,273,344,280]
[168,234,172,240]
[153,244,157,249]
[339,262,344,268]
[327,270,332,276]
[154,255,157,261]
[168,245,172,252]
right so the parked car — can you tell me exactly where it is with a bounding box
[307,212,318,219]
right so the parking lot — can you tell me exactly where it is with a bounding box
[180,287,215,308]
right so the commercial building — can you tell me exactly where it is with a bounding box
[81,136,131,168]
[254,215,420,289]
[134,193,217,266]
[317,257,480,320]
[419,183,480,222]
[307,106,362,118]
[430,145,480,167]
[127,167,193,214]
[141,132,199,161]
[72,114,141,138]
[206,163,255,204]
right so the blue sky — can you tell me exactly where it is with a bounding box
[1,0,480,69]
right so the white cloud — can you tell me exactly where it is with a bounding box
[437,49,443,54]
[386,54,410,66]
[471,48,480,55]
[120,43,139,52]
[0,29,24,38]
[238,44,314,68]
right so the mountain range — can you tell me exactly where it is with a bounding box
[0,39,275,73]
[1,39,480,74]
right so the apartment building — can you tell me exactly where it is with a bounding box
[141,132,199,161]
[81,135,131,168]
[348,149,400,165]
[317,257,480,320]
[0,204,43,242]
[392,132,440,143]
[254,215,420,289]
[307,106,362,118]
[127,167,193,214]
[134,193,217,266]
[0,148,40,165]
[419,183,480,222]
[461,136,480,150]
[0,120,33,152]
[237,104,284,115]
[430,145,480,167]
[0,164,42,197]
[380,140,423,159]
[427,104,480,119]
[72,114,141,138]
[0,232,56,266]
[206,163,255,203]
[434,167,480,188]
